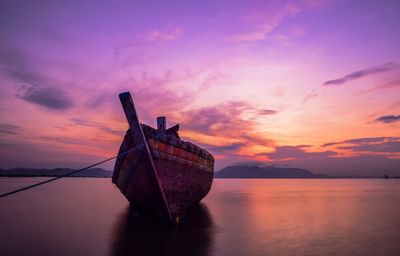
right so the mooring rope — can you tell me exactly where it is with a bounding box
[0,134,159,198]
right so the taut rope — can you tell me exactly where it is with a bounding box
[0,135,158,198]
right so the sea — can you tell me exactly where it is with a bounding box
[0,178,399,256]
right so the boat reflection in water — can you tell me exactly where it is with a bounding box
[111,203,214,256]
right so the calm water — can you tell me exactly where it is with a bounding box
[0,178,399,256]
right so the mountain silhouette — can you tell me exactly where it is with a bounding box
[215,165,329,178]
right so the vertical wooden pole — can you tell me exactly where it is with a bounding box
[119,92,173,223]
[157,116,166,131]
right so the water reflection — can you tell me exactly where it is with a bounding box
[2,178,399,256]
[111,203,214,256]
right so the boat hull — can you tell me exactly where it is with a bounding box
[113,127,214,220]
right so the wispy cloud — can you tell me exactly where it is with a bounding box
[143,28,183,42]
[322,137,399,147]
[323,62,400,86]
[230,3,300,42]
[205,142,247,153]
[70,118,123,136]
[338,141,400,153]
[0,123,20,135]
[259,145,336,160]
[0,43,74,111]
[272,27,305,45]
[0,43,45,86]
[303,88,318,102]
[322,137,400,156]
[360,79,400,94]
[228,0,326,43]
[373,79,400,90]
[257,109,278,115]
[372,115,400,124]
[39,136,88,146]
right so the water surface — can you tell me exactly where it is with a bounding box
[1,178,399,255]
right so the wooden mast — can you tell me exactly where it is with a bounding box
[118,92,173,223]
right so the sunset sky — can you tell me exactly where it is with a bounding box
[0,0,399,176]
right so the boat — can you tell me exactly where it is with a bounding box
[112,92,214,224]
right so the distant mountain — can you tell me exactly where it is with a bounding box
[215,165,329,178]
[0,168,113,178]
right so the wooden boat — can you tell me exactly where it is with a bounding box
[112,92,214,224]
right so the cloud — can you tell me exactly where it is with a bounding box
[0,43,74,111]
[0,44,42,84]
[239,134,274,146]
[179,101,277,137]
[229,0,326,43]
[323,62,400,86]
[338,141,400,153]
[176,101,276,161]
[70,118,123,136]
[322,137,399,147]
[131,75,197,124]
[0,123,20,135]
[17,86,73,110]
[372,79,400,89]
[235,154,400,177]
[144,28,183,42]
[322,137,400,154]
[39,136,88,145]
[360,79,400,94]
[0,42,56,88]
[303,88,318,103]
[259,145,336,160]
[79,69,240,137]
[257,109,278,115]
[205,142,247,153]
[180,101,255,136]
[198,72,226,91]
[387,101,400,110]
[230,3,300,42]
[243,138,400,176]
[272,27,305,45]
[371,115,400,124]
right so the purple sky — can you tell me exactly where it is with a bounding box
[0,0,399,175]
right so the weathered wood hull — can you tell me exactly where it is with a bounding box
[113,125,214,221]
